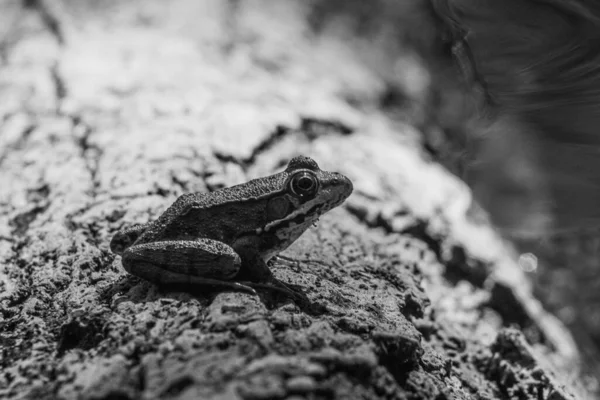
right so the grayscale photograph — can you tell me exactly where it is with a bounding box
[1,1,599,399]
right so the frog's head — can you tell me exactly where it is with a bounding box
[258,156,353,258]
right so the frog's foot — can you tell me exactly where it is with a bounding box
[110,224,149,255]
[240,278,310,304]
[161,276,257,295]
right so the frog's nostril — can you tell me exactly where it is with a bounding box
[332,173,344,182]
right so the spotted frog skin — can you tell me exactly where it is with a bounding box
[110,156,353,299]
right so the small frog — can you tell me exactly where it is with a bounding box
[110,156,353,300]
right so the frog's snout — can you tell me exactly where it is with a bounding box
[322,172,353,208]
[332,172,353,197]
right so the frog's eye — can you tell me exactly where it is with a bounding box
[289,171,319,198]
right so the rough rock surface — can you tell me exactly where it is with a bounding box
[0,1,595,399]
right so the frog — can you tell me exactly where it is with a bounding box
[110,156,353,300]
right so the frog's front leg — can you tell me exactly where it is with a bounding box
[233,237,310,303]
[239,254,310,304]
[120,239,256,294]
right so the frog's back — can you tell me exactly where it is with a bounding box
[137,172,288,243]
[184,173,287,209]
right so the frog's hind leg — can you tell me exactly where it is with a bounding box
[120,239,256,294]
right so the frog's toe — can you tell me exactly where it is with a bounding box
[232,282,258,295]
[240,279,308,303]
